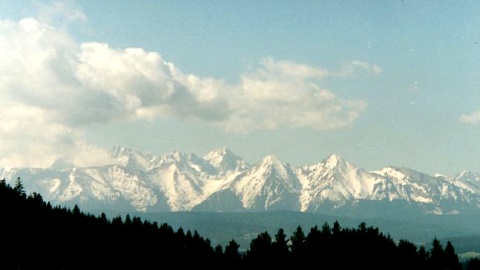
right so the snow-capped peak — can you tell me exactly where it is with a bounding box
[110,145,152,169]
[322,154,348,170]
[160,150,186,163]
[457,170,479,180]
[203,147,248,174]
[257,155,292,172]
[2,147,479,215]
[111,145,130,158]
[204,147,231,159]
[204,147,237,166]
[261,155,282,165]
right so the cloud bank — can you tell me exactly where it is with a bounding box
[460,111,480,125]
[0,14,378,167]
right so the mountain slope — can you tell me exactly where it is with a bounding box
[1,146,479,215]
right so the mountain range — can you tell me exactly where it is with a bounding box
[1,146,479,216]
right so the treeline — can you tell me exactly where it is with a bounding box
[0,178,478,269]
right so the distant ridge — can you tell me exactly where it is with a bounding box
[1,146,479,215]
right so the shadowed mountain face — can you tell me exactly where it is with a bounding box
[1,146,479,216]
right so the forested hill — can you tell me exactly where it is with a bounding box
[0,178,477,270]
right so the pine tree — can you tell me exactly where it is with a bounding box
[397,239,420,269]
[332,220,341,236]
[272,228,289,254]
[272,228,290,266]
[246,231,272,266]
[289,225,307,256]
[225,239,241,259]
[224,239,242,268]
[13,177,26,198]
[429,237,445,269]
[444,241,461,270]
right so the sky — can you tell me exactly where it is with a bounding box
[0,0,479,176]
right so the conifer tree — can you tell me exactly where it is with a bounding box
[246,231,272,266]
[397,239,421,268]
[444,241,461,270]
[306,225,323,263]
[289,225,307,256]
[332,220,341,236]
[224,239,242,268]
[13,176,26,198]
[272,228,289,253]
[225,239,241,260]
[429,237,445,269]
[272,228,290,266]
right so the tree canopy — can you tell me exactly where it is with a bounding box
[0,178,470,270]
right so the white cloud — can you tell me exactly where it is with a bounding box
[220,59,368,133]
[460,111,480,124]
[34,0,87,25]
[0,13,379,167]
[337,60,383,77]
[0,104,112,168]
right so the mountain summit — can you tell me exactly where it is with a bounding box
[203,147,249,175]
[1,146,479,215]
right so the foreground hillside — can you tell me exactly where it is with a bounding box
[2,178,479,269]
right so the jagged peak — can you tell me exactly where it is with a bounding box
[204,147,234,160]
[261,154,282,164]
[378,166,399,172]
[387,166,424,176]
[323,154,347,169]
[458,170,476,177]
[161,150,207,166]
[111,145,130,156]
[257,155,292,173]
[203,147,249,174]
[325,153,342,162]
[457,170,480,180]
[110,145,146,158]
[111,145,135,164]
[162,150,186,162]
[376,166,408,177]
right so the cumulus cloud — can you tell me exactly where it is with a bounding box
[34,0,87,26]
[460,111,480,124]
[0,12,379,167]
[219,58,368,132]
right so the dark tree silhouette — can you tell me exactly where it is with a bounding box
[445,241,462,270]
[0,177,467,270]
[430,237,446,270]
[466,258,480,270]
[245,231,272,267]
[13,177,26,198]
[271,228,290,266]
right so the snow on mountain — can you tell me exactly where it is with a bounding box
[374,166,469,203]
[1,146,479,215]
[231,155,302,211]
[147,151,211,211]
[453,171,480,194]
[373,167,480,214]
[297,154,387,211]
[203,147,250,175]
[111,146,153,170]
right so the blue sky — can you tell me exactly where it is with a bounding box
[0,0,479,175]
